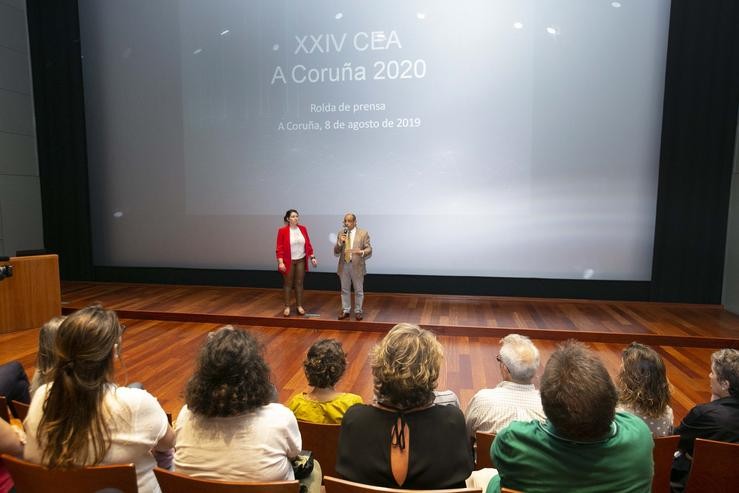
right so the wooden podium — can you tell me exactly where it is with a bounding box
[0,254,61,334]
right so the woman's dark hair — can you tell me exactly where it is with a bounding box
[617,342,671,418]
[185,326,273,417]
[283,209,299,223]
[304,339,347,388]
[38,305,121,468]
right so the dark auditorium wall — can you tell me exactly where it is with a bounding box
[26,0,739,303]
[723,141,739,314]
[26,0,93,280]
[0,0,44,258]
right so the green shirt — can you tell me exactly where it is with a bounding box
[486,412,654,493]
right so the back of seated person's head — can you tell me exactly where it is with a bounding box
[185,326,273,417]
[711,348,739,398]
[40,304,122,468]
[36,316,66,384]
[371,323,443,410]
[499,334,540,384]
[617,342,671,418]
[540,340,618,442]
[304,339,347,389]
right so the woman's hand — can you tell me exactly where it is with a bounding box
[311,257,318,267]
[278,260,286,272]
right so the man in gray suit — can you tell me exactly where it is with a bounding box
[334,212,372,320]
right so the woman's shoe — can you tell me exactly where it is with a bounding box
[297,306,306,316]
[283,307,290,317]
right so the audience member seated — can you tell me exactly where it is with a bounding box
[0,417,24,493]
[671,348,739,490]
[487,340,654,493]
[174,326,321,493]
[336,323,473,489]
[616,342,674,436]
[287,339,363,423]
[0,361,30,407]
[29,316,65,396]
[465,334,545,437]
[23,305,175,493]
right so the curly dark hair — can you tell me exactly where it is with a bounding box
[540,340,618,442]
[185,326,273,417]
[617,342,671,418]
[304,339,347,388]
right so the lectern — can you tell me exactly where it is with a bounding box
[0,254,61,333]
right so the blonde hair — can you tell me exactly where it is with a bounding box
[371,323,443,410]
[38,305,122,468]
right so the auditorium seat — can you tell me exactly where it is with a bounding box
[297,419,341,481]
[0,396,9,422]
[2,454,138,493]
[684,438,739,493]
[11,400,29,421]
[154,467,300,492]
[652,435,679,493]
[323,476,482,493]
[474,431,496,468]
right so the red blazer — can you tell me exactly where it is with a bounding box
[276,224,314,276]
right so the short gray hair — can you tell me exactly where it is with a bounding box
[499,334,540,383]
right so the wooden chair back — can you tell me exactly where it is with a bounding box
[323,476,481,492]
[11,400,29,421]
[0,396,9,422]
[501,489,523,493]
[1,454,138,493]
[474,431,496,468]
[684,438,739,493]
[652,435,679,493]
[297,419,342,480]
[154,467,300,492]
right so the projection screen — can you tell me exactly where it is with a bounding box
[79,0,670,280]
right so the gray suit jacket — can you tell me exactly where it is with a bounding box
[334,227,372,276]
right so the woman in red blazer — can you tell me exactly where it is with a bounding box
[276,209,317,316]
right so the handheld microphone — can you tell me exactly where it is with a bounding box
[341,226,348,244]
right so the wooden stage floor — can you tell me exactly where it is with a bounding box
[60,281,739,348]
[1,281,737,424]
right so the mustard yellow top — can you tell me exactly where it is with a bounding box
[286,392,364,424]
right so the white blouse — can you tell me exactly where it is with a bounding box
[289,227,306,261]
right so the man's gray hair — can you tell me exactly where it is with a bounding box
[499,334,540,384]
